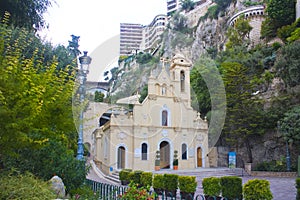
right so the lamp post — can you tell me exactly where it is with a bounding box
[277,121,291,171]
[76,51,92,160]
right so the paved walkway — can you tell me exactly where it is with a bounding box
[87,166,297,200]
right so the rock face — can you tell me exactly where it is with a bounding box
[49,176,65,198]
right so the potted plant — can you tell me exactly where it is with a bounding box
[202,177,221,200]
[173,150,178,170]
[163,173,178,198]
[153,174,164,196]
[119,169,132,185]
[155,150,160,171]
[178,175,197,200]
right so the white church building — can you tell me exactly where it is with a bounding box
[92,54,209,174]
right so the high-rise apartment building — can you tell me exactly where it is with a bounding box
[140,14,168,53]
[119,23,143,56]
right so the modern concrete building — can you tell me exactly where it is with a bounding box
[140,14,168,54]
[119,23,143,56]
[93,54,209,174]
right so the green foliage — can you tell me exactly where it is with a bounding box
[178,175,197,193]
[243,179,273,200]
[243,0,264,7]
[136,52,153,64]
[206,5,219,19]
[221,62,265,162]
[220,176,243,200]
[226,17,253,50]
[130,170,143,186]
[153,174,164,189]
[0,0,53,30]
[275,41,300,87]
[0,170,56,199]
[296,178,300,200]
[173,150,178,166]
[180,0,195,12]
[262,0,296,39]
[140,172,153,187]
[253,157,296,172]
[139,84,148,103]
[94,91,104,102]
[202,177,221,196]
[70,185,99,200]
[155,150,160,166]
[279,105,300,145]
[163,174,178,191]
[119,169,132,181]
[118,182,154,200]
[171,12,192,34]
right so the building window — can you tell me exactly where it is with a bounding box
[162,85,167,96]
[180,71,185,92]
[182,143,187,160]
[162,110,168,126]
[141,143,148,160]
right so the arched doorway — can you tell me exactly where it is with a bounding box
[117,146,125,169]
[160,141,170,169]
[197,147,203,167]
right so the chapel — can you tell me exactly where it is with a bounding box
[93,54,209,174]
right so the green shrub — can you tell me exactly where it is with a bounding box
[130,170,143,185]
[202,177,221,197]
[296,178,300,200]
[243,179,273,200]
[119,169,132,181]
[140,172,153,187]
[153,174,164,190]
[220,176,243,200]
[0,170,56,199]
[178,175,197,193]
[70,185,99,200]
[163,173,178,191]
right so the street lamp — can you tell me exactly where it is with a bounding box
[76,51,92,160]
[277,121,291,171]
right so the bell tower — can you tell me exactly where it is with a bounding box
[170,54,192,107]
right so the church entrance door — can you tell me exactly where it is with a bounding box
[197,147,203,167]
[160,141,170,169]
[117,146,125,169]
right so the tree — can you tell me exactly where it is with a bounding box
[0,15,86,192]
[221,62,265,163]
[275,41,300,87]
[94,91,104,102]
[68,34,81,58]
[180,0,195,12]
[261,0,296,39]
[0,0,53,30]
[279,105,300,145]
[226,17,253,50]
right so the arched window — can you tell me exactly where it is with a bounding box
[141,143,148,160]
[162,110,168,126]
[180,71,185,92]
[182,143,187,160]
[162,84,167,96]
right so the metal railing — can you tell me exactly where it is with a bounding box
[86,179,229,200]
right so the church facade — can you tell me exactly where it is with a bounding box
[93,54,209,174]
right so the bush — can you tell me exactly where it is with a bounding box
[153,174,164,190]
[70,185,99,200]
[0,170,56,199]
[118,182,154,200]
[163,173,178,191]
[178,175,197,193]
[296,178,300,200]
[119,169,132,181]
[140,172,153,187]
[220,176,243,200]
[243,179,273,200]
[202,177,221,197]
[130,170,143,186]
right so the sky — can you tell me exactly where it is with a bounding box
[41,0,167,81]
